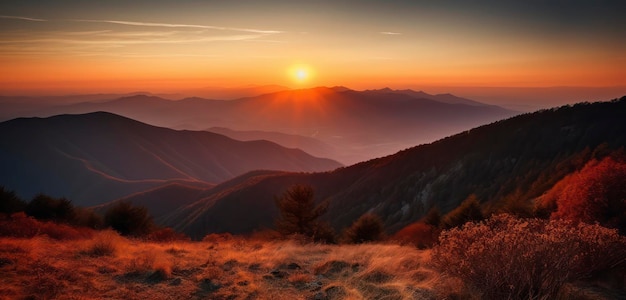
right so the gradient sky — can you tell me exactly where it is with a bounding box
[1,0,625,95]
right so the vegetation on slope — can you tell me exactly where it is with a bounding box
[161,97,626,238]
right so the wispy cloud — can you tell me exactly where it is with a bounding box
[0,17,286,58]
[380,31,402,35]
[72,19,282,34]
[0,34,268,45]
[0,15,47,22]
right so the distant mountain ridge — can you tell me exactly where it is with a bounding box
[0,87,518,164]
[362,88,489,106]
[0,112,342,206]
[153,97,626,239]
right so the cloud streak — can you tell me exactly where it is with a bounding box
[72,19,282,34]
[0,16,286,59]
[380,31,401,35]
[0,15,46,22]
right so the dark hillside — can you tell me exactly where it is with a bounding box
[0,112,342,205]
[159,97,626,238]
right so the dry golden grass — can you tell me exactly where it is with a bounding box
[0,232,464,300]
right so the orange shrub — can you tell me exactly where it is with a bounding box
[551,156,626,232]
[202,232,234,243]
[391,222,439,249]
[432,214,626,299]
[0,212,93,240]
[145,227,190,242]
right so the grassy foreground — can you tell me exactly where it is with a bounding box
[1,229,624,300]
[0,231,461,300]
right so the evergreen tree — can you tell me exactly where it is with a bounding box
[343,213,385,244]
[441,194,484,229]
[104,201,153,236]
[275,184,329,239]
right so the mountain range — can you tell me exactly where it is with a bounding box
[0,112,341,206]
[0,87,517,164]
[150,97,626,239]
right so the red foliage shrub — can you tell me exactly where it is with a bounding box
[145,228,190,242]
[550,156,626,232]
[202,232,234,243]
[0,212,94,240]
[432,214,626,299]
[391,222,439,249]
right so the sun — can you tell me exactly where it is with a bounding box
[288,64,314,85]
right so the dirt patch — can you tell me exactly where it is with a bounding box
[314,260,353,278]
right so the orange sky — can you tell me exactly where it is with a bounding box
[1,1,625,96]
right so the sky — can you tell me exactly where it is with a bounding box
[1,0,625,101]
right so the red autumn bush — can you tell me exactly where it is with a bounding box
[432,214,626,299]
[0,212,93,240]
[551,156,626,232]
[145,227,190,242]
[391,222,439,249]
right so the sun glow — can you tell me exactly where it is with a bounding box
[288,64,314,85]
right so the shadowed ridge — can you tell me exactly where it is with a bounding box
[0,112,342,206]
[158,97,626,238]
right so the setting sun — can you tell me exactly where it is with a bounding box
[288,64,314,85]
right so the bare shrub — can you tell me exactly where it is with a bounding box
[126,252,156,275]
[83,230,120,257]
[432,214,626,299]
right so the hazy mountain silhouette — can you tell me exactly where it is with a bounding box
[1,87,517,164]
[153,97,626,239]
[180,84,289,99]
[0,112,342,206]
[362,88,489,106]
[207,127,338,160]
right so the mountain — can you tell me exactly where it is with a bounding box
[92,183,209,219]
[362,88,489,106]
[0,112,342,206]
[156,97,626,239]
[179,84,290,99]
[0,87,518,164]
[207,127,338,160]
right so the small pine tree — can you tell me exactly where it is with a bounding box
[275,184,330,240]
[441,194,484,229]
[343,213,385,244]
[104,201,154,236]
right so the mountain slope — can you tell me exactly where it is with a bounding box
[158,97,626,239]
[0,112,342,206]
[207,127,338,160]
[92,183,210,219]
[1,87,517,164]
